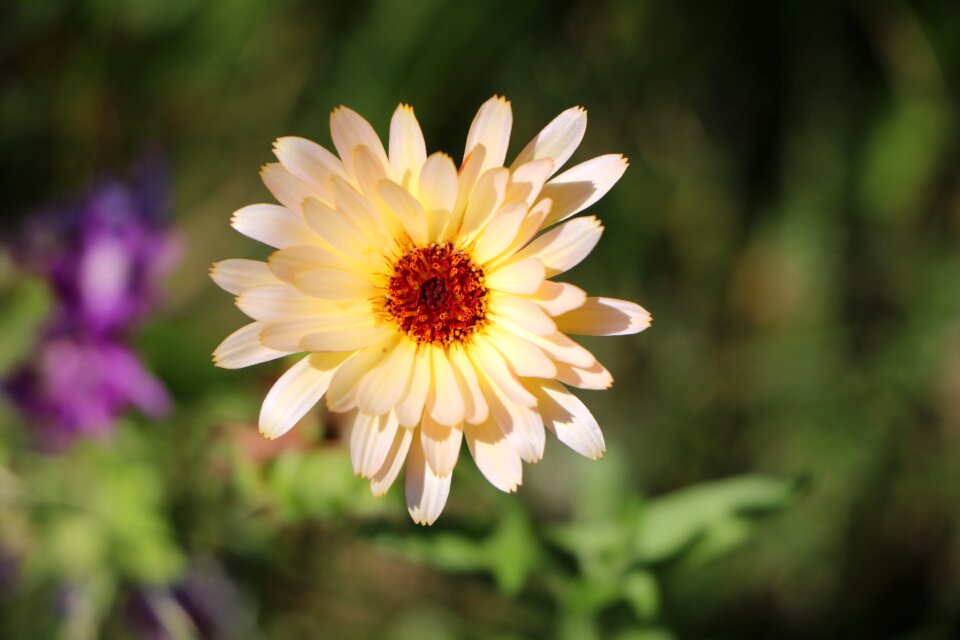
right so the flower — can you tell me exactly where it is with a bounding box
[4,158,178,446]
[212,97,650,524]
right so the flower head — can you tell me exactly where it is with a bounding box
[212,97,650,524]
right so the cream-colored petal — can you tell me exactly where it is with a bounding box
[481,327,556,379]
[300,323,394,353]
[210,259,280,295]
[260,163,318,212]
[471,202,527,265]
[464,96,512,174]
[396,346,431,427]
[447,344,488,424]
[533,380,605,459]
[512,106,587,175]
[420,414,463,476]
[350,411,401,478]
[523,280,587,316]
[268,245,353,283]
[555,360,614,390]
[427,346,465,426]
[510,216,602,278]
[556,297,652,336]
[330,105,390,181]
[490,293,557,336]
[370,422,413,496]
[355,337,418,416]
[330,174,389,238]
[294,267,376,300]
[540,154,628,227]
[405,436,452,525]
[352,145,391,202]
[259,352,352,439]
[475,372,545,464]
[505,158,554,207]
[486,197,552,271]
[273,136,348,201]
[450,144,487,223]
[389,104,427,191]
[468,338,536,407]
[495,319,597,369]
[484,258,545,295]
[231,204,320,249]
[302,197,371,256]
[418,152,458,213]
[465,418,522,493]
[213,322,290,369]
[235,285,328,322]
[459,168,509,240]
[376,180,429,246]
[325,338,397,412]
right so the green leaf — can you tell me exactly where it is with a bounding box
[635,475,799,563]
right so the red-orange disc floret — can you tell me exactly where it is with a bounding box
[384,243,488,345]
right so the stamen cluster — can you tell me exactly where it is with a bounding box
[384,243,487,344]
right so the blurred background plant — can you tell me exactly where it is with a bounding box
[1,0,959,638]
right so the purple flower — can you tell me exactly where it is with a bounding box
[4,156,179,446]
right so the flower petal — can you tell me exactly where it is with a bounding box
[481,327,556,379]
[459,168,509,240]
[427,346,465,426]
[231,204,320,249]
[420,414,463,476]
[236,285,328,321]
[447,344,488,424]
[405,436,452,525]
[294,267,376,300]
[465,418,523,493]
[495,319,596,369]
[419,152,459,213]
[210,259,280,295]
[389,104,427,191]
[555,360,613,390]
[484,258,545,295]
[540,154,628,227]
[464,96,512,174]
[330,106,390,181]
[510,216,603,278]
[325,338,397,412]
[468,338,536,407]
[505,158,554,207]
[370,423,414,496]
[350,411,401,478]
[273,136,348,202]
[260,163,317,212]
[471,202,528,265]
[396,347,432,427]
[259,352,352,439]
[555,297,652,336]
[512,106,587,175]
[489,293,557,336]
[355,337,418,416]
[523,280,587,316]
[377,180,429,246]
[475,372,545,464]
[213,322,290,369]
[268,245,352,283]
[300,322,394,353]
[532,380,605,459]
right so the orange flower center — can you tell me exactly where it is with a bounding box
[384,243,487,345]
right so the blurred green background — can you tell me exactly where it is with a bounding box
[2,0,960,638]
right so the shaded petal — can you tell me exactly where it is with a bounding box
[420,414,463,476]
[355,337,418,416]
[447,344,488,424]
[213,322,290,369]
[210,259,280,295]
[325,337,397,412]
[260,163,317,212]
[490,293,557,336]
[495,319,596,369]
[396,346,431,427]
[505,158,554,207]
[540,154,628,227]
[481,327,556,379]
[484,258,545,295]
[468,338,536,406]
[512,106,587,175]
[523,280,587,316]
[377,180,429,246]
[464,96,512,174]
[259,352,352,439]
[370,423,414,496]
[427,346,465,426]
[471,202,528,265]
[510,216,603,278]
[465,418,522,493]
[475,371,545,464]
[294,267,376,300]
[459,168,509,240]
[555,360,613,390]
[405,436,452,525]
[268,245,353,283]
[350,411,401,478]
[418,152,459,213]
[532,380,605,459]
[556,297,652,336]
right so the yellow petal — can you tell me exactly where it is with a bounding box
[273,136,348,202]
[427,346,465,426]
[490,293,557,336]
[260,163,318,212]
[389,104,427,192]
[418,152,459,213]
[330,105,390,181]
[522,280,587,316]
[396,347,431,427]
[294,267,376,300]
[484,258,545,295]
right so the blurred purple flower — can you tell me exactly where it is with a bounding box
[4,156,180,446]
